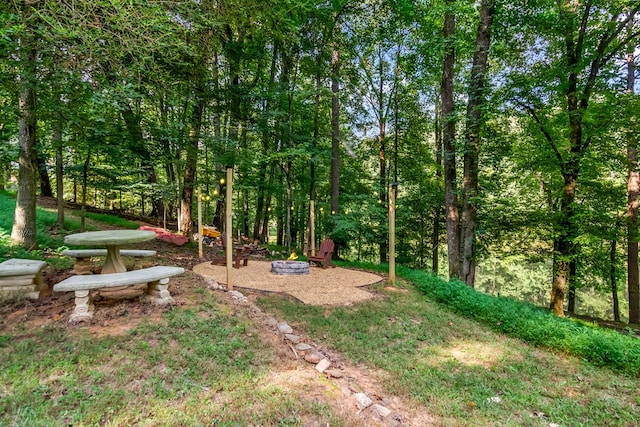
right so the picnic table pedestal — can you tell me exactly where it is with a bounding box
[65,230,156,274]
[64,230,157,299]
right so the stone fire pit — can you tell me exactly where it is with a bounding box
[271,260,310,275]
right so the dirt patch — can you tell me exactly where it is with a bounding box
[193,260,384,306]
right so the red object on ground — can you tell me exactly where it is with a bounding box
[138,225,189,246]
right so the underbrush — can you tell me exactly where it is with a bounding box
[347,261,640,377]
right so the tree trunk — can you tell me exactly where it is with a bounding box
[285,162,292,250]
[253,48,278,242]
[80,151,91,232]
[548,2,634,316]
[567,257,577,314]
[627,26,639,324]
[330,46,340,219]
[36,147,53,197]
[54,114,64,228]
[11,43,38,250]
[550,171,577,316]
[121,103,162,219]
[378,122,387,264]
[308,53,321,251]
[260,163,276,242]
[611,237,621,322]
[461,0,495,287]
[276,181,284,246]
[433,94,443,273]
[440,1,461,280]
[159,94,175,222]
[179,79,206,237]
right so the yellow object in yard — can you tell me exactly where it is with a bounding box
[202,226,221,238]
[287,251,298,260]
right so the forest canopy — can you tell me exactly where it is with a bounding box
[1,0,639,323]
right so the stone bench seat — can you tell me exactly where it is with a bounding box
[0,259,48,299]
[62,249,157,274]
[53,266,184,323]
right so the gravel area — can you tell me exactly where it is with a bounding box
[193,260,384,306]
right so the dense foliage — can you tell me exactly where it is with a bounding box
[1,1,639,321]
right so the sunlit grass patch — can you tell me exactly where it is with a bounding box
[257,274,640,426]
[0,286,348,426]
[69,210,140,229]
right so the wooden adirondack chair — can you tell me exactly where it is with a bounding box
[308,239,335,268]
[210,233,250,269]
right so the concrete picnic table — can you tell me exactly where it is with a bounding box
[64,230,156,274]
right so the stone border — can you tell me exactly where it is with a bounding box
[271,260,310,275]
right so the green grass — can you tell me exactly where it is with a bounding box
[0,191,80,262]
[70,210,140,229]
[0,191,139,263]
[0,294,343,426]
[396,265,640,376]
[345,261,640,376]
[257,270,640,426]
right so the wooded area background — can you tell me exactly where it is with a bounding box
[1,0,639,323]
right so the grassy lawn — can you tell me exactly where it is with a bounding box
[2,191,640,426]
[257,279,640,427]
[0,289,342,426]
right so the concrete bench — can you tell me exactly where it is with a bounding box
[62,249,157,274]
[53,266,184,323]
[0,259,47,299]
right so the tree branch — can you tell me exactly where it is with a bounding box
[583,6,640,106]
[519,101,566,173]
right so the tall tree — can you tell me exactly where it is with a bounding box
[460,0,496,287]
[511,3,640,316]
[626,15,639,324]
[331,47,341,220]
[547,3,639,316]
[441,0,461,279]
[11,11,38,250]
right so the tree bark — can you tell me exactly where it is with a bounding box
[461,0,495,287]
[611,237,621,322]
[11,42,38,250]
[54,113,64,228]
[36,147,53,197]
[330,46,340,219]
[550,171,577,316]
[627,19,639,324]
[441,0,461,280]
[567,257,577,314]
[433,94,443,273]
